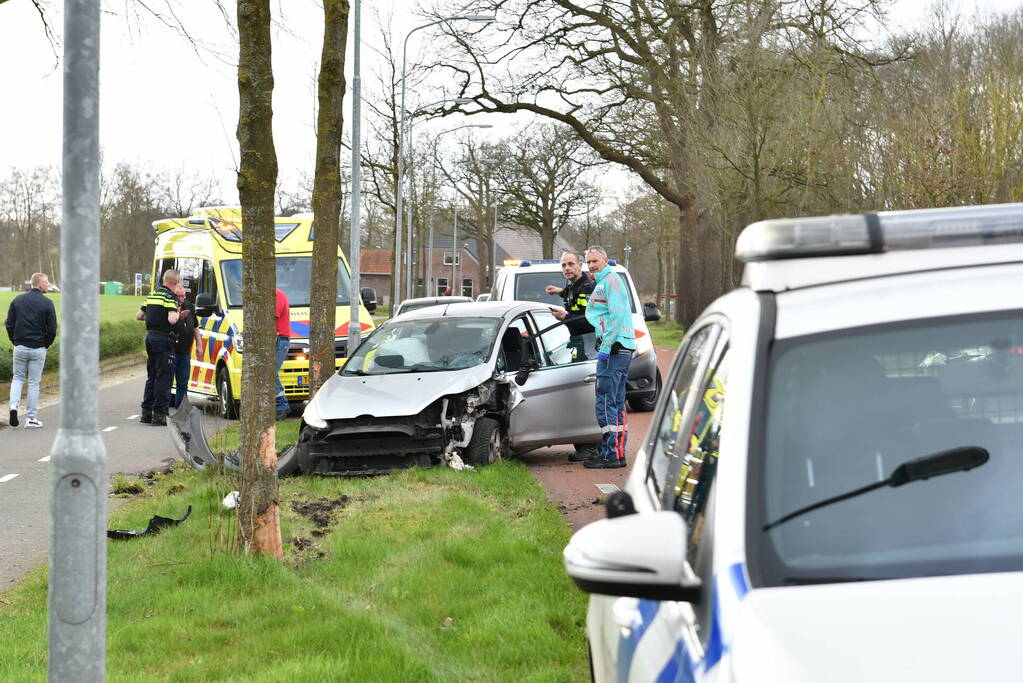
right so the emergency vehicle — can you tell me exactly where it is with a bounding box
[150,207,375,418]
[564,202,1023,682]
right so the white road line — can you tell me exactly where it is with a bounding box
[0,474,19,483]
[38,456,51,462]
[102,426,118,433]
[127,414,139,420]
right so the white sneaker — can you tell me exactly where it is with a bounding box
[25,418,42,429]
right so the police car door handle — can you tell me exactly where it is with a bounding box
[584,373,597,384]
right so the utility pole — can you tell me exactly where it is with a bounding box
[349,0,362,351]
[49,0,106,679]
[451,210,458,293]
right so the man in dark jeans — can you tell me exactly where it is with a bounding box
[136,270,181,426]
[5,272,57,428]
[170,284,204,409]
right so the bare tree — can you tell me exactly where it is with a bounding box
[158,164,222,216]
[0,166,59,287]
[236,0,282,558]
[309,0,349,394]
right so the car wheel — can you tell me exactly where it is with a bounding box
[466,417,502,466]
[628,369,662,412]
[276,444,300,477]
[217,367,239,420]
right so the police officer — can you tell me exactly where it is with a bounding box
[545,251,599,462]
[135,269,181,426]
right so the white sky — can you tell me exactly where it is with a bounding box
[1,0,1021,204]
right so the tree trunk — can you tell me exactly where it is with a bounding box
[674,201,726,326]
[236,0,282,558]
[309,0,349,394]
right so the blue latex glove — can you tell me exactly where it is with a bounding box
[597,350,609,362]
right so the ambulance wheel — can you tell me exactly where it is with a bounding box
[217,367,239,420]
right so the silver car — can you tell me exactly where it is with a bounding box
[295,301,602,475]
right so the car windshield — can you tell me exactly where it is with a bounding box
[755,310,1023,584]
[344,317,501,375]
[398,299,466,315]
[220,257,351,308]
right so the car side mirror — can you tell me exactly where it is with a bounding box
[195,292,219,317]
[643,301,661,323]
[361,287,378,314]
[563,510,702,602]
[514,358,539,386]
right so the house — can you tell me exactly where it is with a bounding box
[358,249,393,305]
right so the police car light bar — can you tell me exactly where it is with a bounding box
[518,258,619,266]
[735,202,1023,262]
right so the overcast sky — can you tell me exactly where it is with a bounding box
[1,0,1021,204]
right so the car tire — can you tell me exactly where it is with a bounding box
[466,417,502,466]
[217,367,240,420]
[276,444,300,477]
[628,369,662,412]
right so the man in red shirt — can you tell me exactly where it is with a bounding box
[275,288,292,420]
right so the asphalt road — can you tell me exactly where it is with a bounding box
[0,369,178,592]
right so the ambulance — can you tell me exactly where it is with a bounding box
[150,207,376,418]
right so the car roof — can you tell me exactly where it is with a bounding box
[499,262,633,275]
[398,296,472,306]
[391,300,546,321]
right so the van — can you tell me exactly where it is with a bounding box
[490,258,661,410]
[563,202,1023,682]
[151,207,376,418]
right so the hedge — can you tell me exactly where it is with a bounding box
[0,320,145,383]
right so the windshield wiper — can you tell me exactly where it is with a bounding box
[763,446,989,532]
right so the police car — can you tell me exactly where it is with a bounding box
[564,203,1023,682]
[490,258,661,410]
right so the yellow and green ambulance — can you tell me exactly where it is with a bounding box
[150,207,376,418]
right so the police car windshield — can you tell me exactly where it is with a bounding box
[220,258,351,308]
[514,270,637,313]
[343,317,500,375]
[755,310,1023,584]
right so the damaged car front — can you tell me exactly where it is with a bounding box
[295,310,520,475]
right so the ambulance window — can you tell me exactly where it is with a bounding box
[176,258,202,303]
[199,260,218,304]
[156,258,176,287]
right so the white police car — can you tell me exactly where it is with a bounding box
[491,258,661,410]
[564,203,1023,682]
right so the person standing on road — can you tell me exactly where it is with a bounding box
[169,284,204,409]
[583,246,635,469]
[545,251,599,462]
[5,273,57,428]
[136,269,180,426]
[275,287,292,421]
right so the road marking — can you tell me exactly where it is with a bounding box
[38,456,51,462]
[102,426,118,433]
[127,414,139,420]
[0,474,19,483]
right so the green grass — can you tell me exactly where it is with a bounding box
[648,320,685,350]
[0,293,146,349]
[207,419,301,456]
[0,461,587,681]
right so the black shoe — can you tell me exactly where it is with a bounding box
[569,446,597,462]
[9,409,18,427]
[583,457,626,469]
[151,414,167,427]
[140,411,153,424]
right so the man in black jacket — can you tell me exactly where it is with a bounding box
[5,273,58,428]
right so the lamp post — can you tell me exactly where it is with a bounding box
[403,97,474,299]
[394,13,495,309]
[623,243,632,269]
[426,124,492,297]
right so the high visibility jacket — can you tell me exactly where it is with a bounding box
[560,275,595,337]
[585,267,635,355]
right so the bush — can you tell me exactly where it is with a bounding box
[0,320,145,382]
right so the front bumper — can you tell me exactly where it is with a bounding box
[625,349,658,400]
[295,416,444,476]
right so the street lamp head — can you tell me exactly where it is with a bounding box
[451,97,475,104]
[472,124,494,129]
[460,14,497,22]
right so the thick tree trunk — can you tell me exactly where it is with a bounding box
[309,0,349,394]
[674,202,726,326]
[541,224,555,259]
[236,0,282,558]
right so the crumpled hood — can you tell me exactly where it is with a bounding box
[730,571,1023,683]
[309,364,494,420]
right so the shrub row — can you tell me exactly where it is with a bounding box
[0,320,146,383]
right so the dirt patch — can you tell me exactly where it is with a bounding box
[290,495,351,528]
[520,346,674,532]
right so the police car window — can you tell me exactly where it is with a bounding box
[531,310,586,367]
[756,309,1023,585]
[514,272,566,306]
[647,326,715,499]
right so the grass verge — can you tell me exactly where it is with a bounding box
[648,320,685,350]
[0,461,588,681]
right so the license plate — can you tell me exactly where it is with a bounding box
[296,375,307,387]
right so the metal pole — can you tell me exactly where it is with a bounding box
[405,159,414,299]
[452,210,458,293]
[491,203,498,289]
[427,148,436,297]
[50,1,106,679]
[349,0,363,352]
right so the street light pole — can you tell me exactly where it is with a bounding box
[395,13,495,309]
[349,0,363,351]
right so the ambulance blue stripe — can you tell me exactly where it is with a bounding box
[617,599,660,682]
[655,637,697,683]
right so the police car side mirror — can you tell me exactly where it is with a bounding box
[360,287,378,314]
[195,292,219,317]
[643,301,661,323]
[563,511,702,602]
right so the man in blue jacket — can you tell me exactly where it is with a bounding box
[583,246,635,468]
[5,273,58,428]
